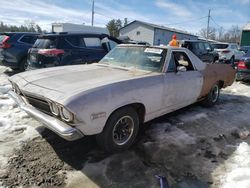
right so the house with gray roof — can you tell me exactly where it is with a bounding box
[119,20,198,45]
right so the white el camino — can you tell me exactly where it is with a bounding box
[8,45,235,152]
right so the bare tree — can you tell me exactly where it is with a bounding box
[199,27,216,40]
[217,27,224,41]
[227,25,241,43]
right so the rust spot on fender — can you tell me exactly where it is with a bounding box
[199,64,236,99]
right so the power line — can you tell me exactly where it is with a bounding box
[163,16,208,26]
[210,16,223,29]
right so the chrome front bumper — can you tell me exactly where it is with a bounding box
[8,90,84,141]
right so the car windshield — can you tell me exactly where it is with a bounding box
[211,43,229,49]
[99,46,166,72]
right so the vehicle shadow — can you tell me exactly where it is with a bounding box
[37,92,250,188]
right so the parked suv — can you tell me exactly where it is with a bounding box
[181,40,219,63]
[27,33,121,70]
[211,43,245,64]
[0,32,39,71]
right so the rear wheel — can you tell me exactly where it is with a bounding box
[19,58,28,72]
[96,107,139,153]
[201,83,220,107]
[229,56,235,66]
[213,57,218,64]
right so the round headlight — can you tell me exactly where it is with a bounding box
[60,107,73,122]
[51,102,59,116]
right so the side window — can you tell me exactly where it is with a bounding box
[66,36,85,48]
[198,42,205,50]
[204,43,211,51]
[83,37,102,48]
[167,54,176,72]
[172,51,195,71]
[20,35,37,44]
[231,45,237,49]
[108,40,118,49]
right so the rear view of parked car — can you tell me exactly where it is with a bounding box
[181,40,219,64]
[211,43,245,64]
[27,33,121,70]
[236,50,250,81]
[0,32,39,71]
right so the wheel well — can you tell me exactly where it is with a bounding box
[109,103,146,124]
[217,80,224,89]
[18,55,27,66]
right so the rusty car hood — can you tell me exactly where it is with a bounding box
[9,64,159,103]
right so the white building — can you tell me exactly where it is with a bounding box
[119,20,198,45]
[52,23,109,35]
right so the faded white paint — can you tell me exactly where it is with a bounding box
[9,46,219,137]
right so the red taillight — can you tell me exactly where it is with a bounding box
[0,36,11,49]
[237,61,247,70]
[222,50,230,53]
[38,49,64,57]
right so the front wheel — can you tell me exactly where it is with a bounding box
[201,83,220,107]
[96,107,139,153]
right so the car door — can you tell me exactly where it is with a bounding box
[203,42,213,63]
[163,50,203,111]
[83,37,107,63]
[64,35,87,65]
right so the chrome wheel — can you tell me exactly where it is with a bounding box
[211,85,219,103]
[112,116,134,146]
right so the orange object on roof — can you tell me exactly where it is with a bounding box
[169,34,179,47]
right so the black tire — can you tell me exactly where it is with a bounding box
[201,83,220,107]
[19,57,28,72]
[213,57,218,64]
[229,56,235,66]
[96,107,139,153]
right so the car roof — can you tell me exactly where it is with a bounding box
[182,40,208,43]
[211,42,229,45]
[0,32,38,35]
[39,32,110,37]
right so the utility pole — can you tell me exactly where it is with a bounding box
[207,9,211,39]
[91,0,95,26]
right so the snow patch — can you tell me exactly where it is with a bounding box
[214,142,250,188]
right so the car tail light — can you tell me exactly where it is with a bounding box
[0,36,11,49]
[38,49,64,57]
[222,50,230,53]
[237,61,247,70]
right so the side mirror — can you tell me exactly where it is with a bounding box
[177,66,187,72]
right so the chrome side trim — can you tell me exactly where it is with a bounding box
[8,90,84,141]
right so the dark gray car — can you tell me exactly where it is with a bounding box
[181,40,219,64]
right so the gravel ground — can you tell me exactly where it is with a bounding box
[0,66,250,188]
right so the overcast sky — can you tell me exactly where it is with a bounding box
[0,0,249,34]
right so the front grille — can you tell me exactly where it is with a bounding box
[22,92,52,115]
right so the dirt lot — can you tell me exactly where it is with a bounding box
[0,66,250,188]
